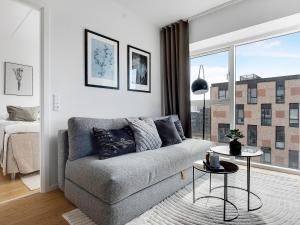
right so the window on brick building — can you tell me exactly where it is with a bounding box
[247,87,257,104]
[276,81,285,104]
[218,123,230,143]
[247,125,257,146]
[275,126,285,149]
[261,147,271,164]
[289,103,299,127]
[289,150,299,169]
[261,104,272,126]
[236,104,244,124]
[218,89,228,100]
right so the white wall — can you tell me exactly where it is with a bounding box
[37,0,161,188]
[190,0,300,43]
[0,4,40,116]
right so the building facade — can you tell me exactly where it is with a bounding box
[209,74,300,169]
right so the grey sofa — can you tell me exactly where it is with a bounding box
[58,116,212,225]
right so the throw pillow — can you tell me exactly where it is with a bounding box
[93,126,136,159]
[7,106,40,121]
[126,118,162,152]
[174,120,186,140]
[154,117,182,147]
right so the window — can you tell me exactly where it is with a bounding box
[261,104,272,126]
[261,147,271,164]
[247,125,257,146]
[236,104,244,124]
[218,124,230,143]
[276,81,285,103]
[289,150,299,169]
[190,50,229,141]
[218,89,228,100]
[289,103,299,127]
[247,87,257,104]
[275,126,285,149]
[192,30,300,170]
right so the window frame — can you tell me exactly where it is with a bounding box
[276,81,285,104]
[289,103,299,128]
[261,104,272,126]
[247,87,257,104]
[218,123,230,143]
[261,147,272,164]
[275,126,285,149]
[247,125,257,146]
[289,150,299,169]
[190,27,300,174]
[235,104,244,125]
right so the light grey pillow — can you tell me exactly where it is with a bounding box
[7,106,40,121]
[126,118,162,152]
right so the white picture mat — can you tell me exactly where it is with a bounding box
[87,32,118,88]
[129,48,150,91]
[5,62,33,96]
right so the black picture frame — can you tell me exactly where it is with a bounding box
[85,29,119,89]
[127,45,151,93]
[4,62,33,96]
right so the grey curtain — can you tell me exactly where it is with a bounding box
[161,20,191,138]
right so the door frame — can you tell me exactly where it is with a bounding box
[15,0,51,192]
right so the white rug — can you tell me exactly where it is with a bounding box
[20,172,40,190]
[63,168,300,225]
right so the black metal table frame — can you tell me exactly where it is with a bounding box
[193,166,239,222]
[210,157,263,211]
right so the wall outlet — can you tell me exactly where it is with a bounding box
[52,94,60,112]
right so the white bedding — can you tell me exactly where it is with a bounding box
[0,120,40,175]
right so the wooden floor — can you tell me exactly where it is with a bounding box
[0,172,38,203]
[0,190,75,225]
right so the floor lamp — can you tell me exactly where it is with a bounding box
[191,65,209,140]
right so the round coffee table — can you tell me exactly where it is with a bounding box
[211,145,263,211]
[193,160,239,221]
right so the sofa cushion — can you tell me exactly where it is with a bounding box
[154,117,182,146]
[93,126,136,159]
[126,118,162,152]
[68,117,128,161]
[174,120,186,140]
[65,139,212,204]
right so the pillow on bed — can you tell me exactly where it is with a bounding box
[7,106,40,121]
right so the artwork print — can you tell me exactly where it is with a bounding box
[4,62,33,96]
[85,29,119,89]
[127,45,151,93]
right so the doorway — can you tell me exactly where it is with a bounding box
[0,0,42,203]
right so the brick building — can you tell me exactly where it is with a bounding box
[210,74,300,169]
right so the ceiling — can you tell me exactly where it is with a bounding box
[0,0,39,40]
[112,0,234,27]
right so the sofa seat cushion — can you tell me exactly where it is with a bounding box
[65,139,212,205]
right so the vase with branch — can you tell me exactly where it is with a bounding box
[12,68,24,91]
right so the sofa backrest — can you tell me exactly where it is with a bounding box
[68,117,128,161]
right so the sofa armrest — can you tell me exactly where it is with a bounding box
[57,130,69,191]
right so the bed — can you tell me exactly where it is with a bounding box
[0,120,40,179]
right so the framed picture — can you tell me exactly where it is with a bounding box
[85,29,119,89]
[127,45,151,93]
[4,62,33,96]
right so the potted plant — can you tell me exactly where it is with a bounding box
[226,129,244,156]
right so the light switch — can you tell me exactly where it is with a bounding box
[53,94,60,112]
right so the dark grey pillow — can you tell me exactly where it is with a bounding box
[154,117,182,147]
[7,106,40,121]
[93,126,136,159]
[174,120,186,140]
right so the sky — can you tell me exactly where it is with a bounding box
[190,31,300,100]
